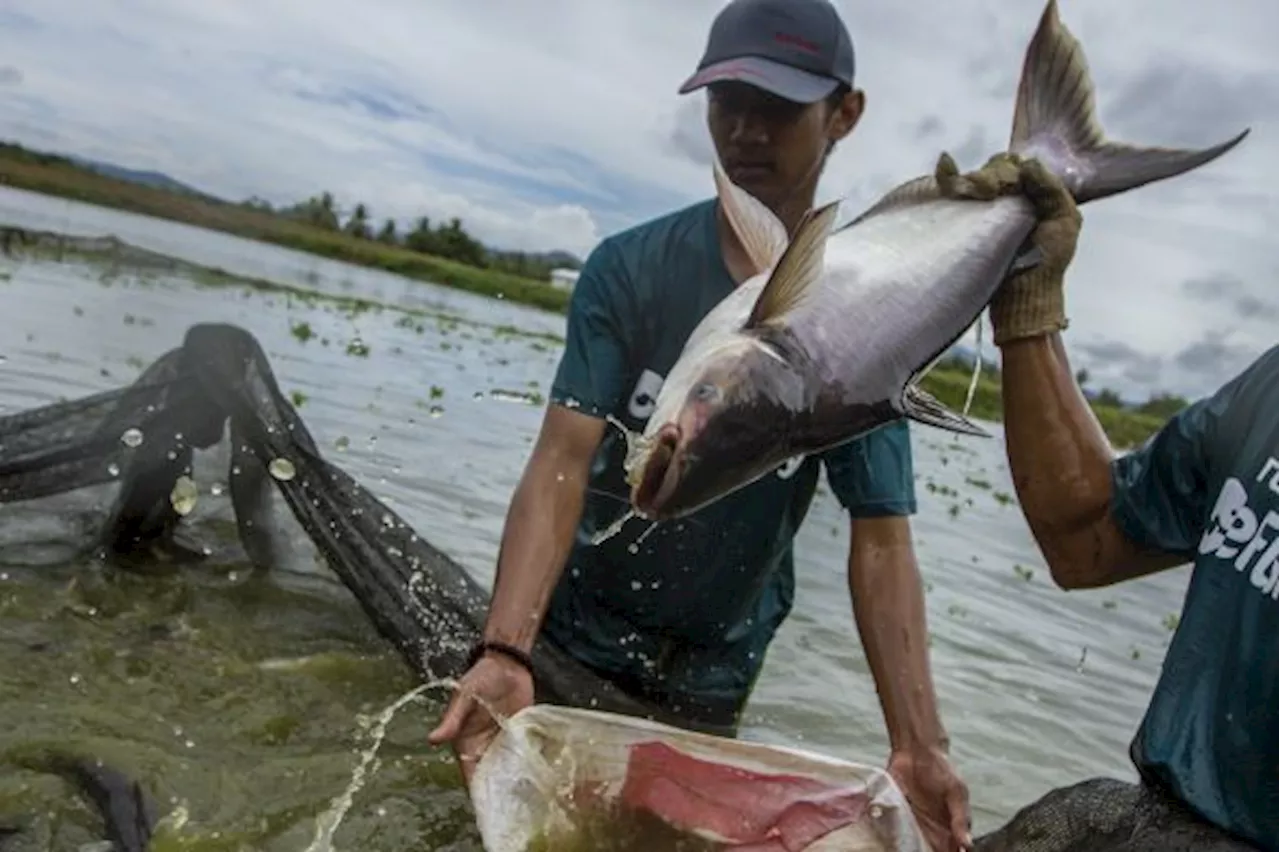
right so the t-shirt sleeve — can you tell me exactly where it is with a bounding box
[548,241,636,419]
[1109,371,1242,556]
[821,419,918,518]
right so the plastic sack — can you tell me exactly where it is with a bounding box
[469,704,930,852]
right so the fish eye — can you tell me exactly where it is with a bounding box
[693,382,720,402]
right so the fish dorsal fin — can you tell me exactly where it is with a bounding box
[745,199,841,329]
[713,158,789,276]
[836,174,942,234]
[902,384,990,438]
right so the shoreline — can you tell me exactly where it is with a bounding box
[0,155,574,313]
[0,174,1171,449]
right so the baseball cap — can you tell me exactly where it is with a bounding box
[678,0,856,104]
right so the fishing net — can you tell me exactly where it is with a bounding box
[470,703,929,852]
[971,776,1259,852]
[0,320,660,720]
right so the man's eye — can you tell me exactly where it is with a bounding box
[693,383,719,402]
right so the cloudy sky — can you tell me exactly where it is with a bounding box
[0,0,1275,400]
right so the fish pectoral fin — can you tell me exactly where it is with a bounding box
[902,385,990,438]
[744,199,841,328]
[714,158,789,276]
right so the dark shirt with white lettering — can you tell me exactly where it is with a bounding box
[1111,345,1278,850]
[542,199,916,730]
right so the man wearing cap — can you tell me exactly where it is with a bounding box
[429,1,973,848]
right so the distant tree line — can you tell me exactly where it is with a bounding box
[241,191,582,282]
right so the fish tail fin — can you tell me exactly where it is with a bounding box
[1009,0,1249,204]
[713,158,790,275]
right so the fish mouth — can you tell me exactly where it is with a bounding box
[633,424,683,519]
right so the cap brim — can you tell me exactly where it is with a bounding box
[677,56,840,104]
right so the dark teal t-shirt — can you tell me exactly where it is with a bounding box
[1110,345,1278,850]
[541,199,916,727]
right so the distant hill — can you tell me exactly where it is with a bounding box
[67,156,219,201]
[4,139,581,268]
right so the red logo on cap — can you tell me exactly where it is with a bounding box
[774,32,819,53]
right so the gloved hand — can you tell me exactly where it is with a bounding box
[934,151,1083,345]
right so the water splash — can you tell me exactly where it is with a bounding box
[606,414,652,490]
[119,427,144,448]
[304,681,437,852]
[626,521,660,555]
[590,509,637,546]
[169,475,198,516]
[268,458,297,481]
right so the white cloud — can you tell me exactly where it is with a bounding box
[0,0,1275,400]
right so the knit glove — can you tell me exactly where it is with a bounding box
[934,152,1082,345]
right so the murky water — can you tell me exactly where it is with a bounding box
[0,186,1192,849]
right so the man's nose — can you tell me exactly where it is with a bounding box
[727,112,770,145]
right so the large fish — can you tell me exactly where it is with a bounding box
[623,0,1249,521]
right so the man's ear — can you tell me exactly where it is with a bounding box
[830,88,865,142]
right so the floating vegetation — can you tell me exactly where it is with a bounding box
[1013,564,1033,582]
[289,390,308,408]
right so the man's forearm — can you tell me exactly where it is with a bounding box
[848,519,948,754]
[482,452,588,651]
[1000,334,1117,562]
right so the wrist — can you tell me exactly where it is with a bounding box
[467,639,536,681]
[888,721,950,758]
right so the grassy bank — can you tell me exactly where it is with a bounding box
[0,148,573,313]
[0,150,1174,449]
[918,363,1166,450]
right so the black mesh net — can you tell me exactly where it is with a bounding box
[0,321,1254,851]
[972,777,1258,851]
[0,321,661,722]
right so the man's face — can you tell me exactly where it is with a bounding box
[705,80,862,211]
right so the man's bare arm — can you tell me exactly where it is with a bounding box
[481,404,605,651]
[1000,334,1188,589]
[847,515,947,753]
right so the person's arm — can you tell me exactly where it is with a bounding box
[480,241,636,654]
[481,406,604,651]
[999,334,1196,590]
[847,514,948,753]
[823,423,971,849]
[824,422,946,752]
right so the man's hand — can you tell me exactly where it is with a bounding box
[935,150,1083,345]
[426,654,535,788]
[888,746,973,852]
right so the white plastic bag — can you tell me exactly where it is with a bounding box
[469,704,929,852]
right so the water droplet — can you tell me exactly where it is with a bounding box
[106,462,120,477]
[210,482,225,496]
[120,427,144,448]
[169,475,198,516]
[268,458,297,481]
[629,580,642,591]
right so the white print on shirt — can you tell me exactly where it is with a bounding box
[1198,456,1280,600]
[627,369,664,420]
[628,368,806,481]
